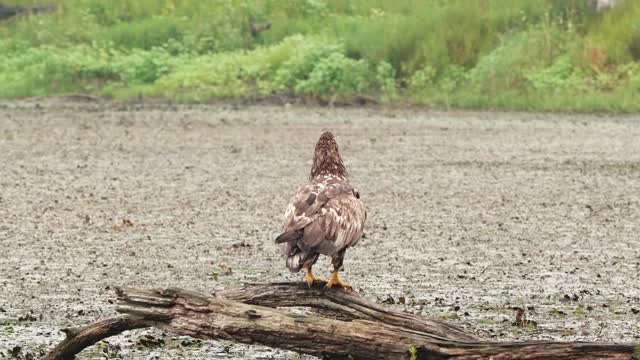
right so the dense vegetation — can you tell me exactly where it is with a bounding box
[1,0,639,111]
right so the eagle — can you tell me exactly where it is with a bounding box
[276,131,367,290]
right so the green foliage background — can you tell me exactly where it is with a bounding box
[1,0,639,111]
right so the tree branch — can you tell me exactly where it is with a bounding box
[43,316,147,360]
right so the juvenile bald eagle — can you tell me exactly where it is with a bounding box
[276,131,367,290]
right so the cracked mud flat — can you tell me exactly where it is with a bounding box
[0,100,639,359]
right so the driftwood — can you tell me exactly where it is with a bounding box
[45,282,638,360]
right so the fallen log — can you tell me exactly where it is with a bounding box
[217,281,475,341]
[45,282,639,360]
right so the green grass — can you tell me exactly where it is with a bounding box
[1,0,640,111]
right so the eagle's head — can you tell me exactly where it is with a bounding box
[310,131,348,181]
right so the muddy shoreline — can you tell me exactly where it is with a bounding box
[1,101,639,358]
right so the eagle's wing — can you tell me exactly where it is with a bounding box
[302,192,367,256]
[277,183,362,247]
[279,183,355,233]
[277,182,366,272]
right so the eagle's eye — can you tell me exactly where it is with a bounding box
[353,189,360,199]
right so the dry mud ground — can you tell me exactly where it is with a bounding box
[0,101,639,359]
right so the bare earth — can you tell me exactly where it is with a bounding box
[0,101,639,359]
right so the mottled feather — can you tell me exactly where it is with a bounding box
[277,132,367,273]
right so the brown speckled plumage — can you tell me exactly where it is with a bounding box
[277,132,367,277]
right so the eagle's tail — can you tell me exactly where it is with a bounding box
[275,230,303,244]
[276,230,318,272]
[286,251,319,273]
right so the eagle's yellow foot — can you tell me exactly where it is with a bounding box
[303,268,323,287]
[325,271,352,291]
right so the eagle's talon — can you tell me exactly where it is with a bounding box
[303,268,323,287]
[325,271,352,291]
[328,283,353,291]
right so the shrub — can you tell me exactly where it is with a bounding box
[525,56,585,92]
[294,52,369,96]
